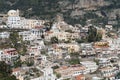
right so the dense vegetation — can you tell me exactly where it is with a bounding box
[87,26,102,42]
[10,31,27,55]
[76,26,102,43]
[0,0,119,26]
[0,61,18,80]
[116,72,120,79]
[0,0,61,18]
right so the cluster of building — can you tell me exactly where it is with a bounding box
[12,66,56,80]
[0,9,46,29]
[55,61,98,80]
[0,9,120,80]
[0,48,19,63]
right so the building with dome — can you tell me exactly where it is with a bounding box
[8,10,19,17]
[6,10,46,29]
[7,9,21,29]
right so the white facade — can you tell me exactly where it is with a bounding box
[7,10,45,29]
[100,67,116,79]
[0,25,8,28]
[105,25,113,31]
[108,38,120,49]
[29,46,41,56]
[31,67,56,80]
[98,58,112,67]
[0,48,19,63]
[0,32,10,38]
[7,10,22,29]
[19,29,43,41]
[55,65,86,79]
[44,23,80,41]
[80,61,98,73]
[80,43,96,56]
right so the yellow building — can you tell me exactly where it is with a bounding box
[57,43,80,53]
[94,41,109,48]
[97,28,106,39]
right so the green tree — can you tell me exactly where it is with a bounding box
[96,32,102,41]
[68,58,80,65]
[21,44,27,55]
[0,61,11,77]
[10,31,28,55]
[30,0,39,6]
[4,75,18,80]
[56,73,61,79]
[26,59,34,67]
[14,60,22,68]
[9,31,19,49]
[88,26,102,42]
[115,72,120,79]
[88,26,97,42]
[51,37,58,44]
[76,38,88,43]
[65,29,73,33]
[0,61,18,80]
[64,78,70,80]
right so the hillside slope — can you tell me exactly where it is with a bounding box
[0,0,120,26]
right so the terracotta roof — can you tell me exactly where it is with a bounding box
[4,48,17,54]
[75,75,85,80]
[12,68,21,72]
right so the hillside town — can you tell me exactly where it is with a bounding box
[0,9,120,80]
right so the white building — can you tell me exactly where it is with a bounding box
[80,43,96,56]
[105,25,113,31]
[19,31,33,41]
[0,48,19,63]
[0,25,8,29]
[55,65,86,79]
[31,67,56,80]
[7,10,21,29]
[80,61,98,73]
[19,29,43,41]
[44,23,80,41]
[0,32,10,38]
[12,68,21,80]
[98,58,112,67]
[99,67,117,80]
[108,38,120,49]
[7,10,46,29]
[28,46,41,56]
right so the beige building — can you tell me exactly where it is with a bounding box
[55,43,80,53]
[7,10,46,29]
[25,19,45,29]
[55,65,86,79]
[44,31,70,41]
[44,31,80,41]
[97,28,106,39]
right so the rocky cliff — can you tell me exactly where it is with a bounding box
[0,0,120,26]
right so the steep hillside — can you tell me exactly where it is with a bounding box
[0,0,120,26]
